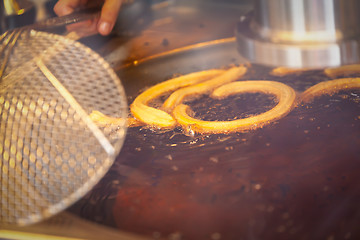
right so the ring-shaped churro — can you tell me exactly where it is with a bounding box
[300,78,360,103]
[163,66,247,111]
[172,81,296,134]
[130,69,225,128]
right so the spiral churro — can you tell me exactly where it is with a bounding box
[300,78,360,103]
[163,66,247,111]
[172,81,296,134]
[90,64,359,135]
[130,69,225,128]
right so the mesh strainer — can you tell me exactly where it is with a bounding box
[0,30,127,226]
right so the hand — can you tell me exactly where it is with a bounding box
[54,0,123,37]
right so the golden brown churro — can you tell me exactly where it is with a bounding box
[324,64,360,78]
[163,66,247,111]
[90,110,142,127]
[172,81,296,134]
[91,66,359,135]
[270,67,312,76]
[130,69,225,128]
[300,78,360,103]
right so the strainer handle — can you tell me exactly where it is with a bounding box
[28,8,101,31]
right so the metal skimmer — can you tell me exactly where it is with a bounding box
[0,30,127,226]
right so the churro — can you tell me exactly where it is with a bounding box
[172,81,296,134]
[324,64,360,78]
[270,67,312,76]
[163,66,247,111]
[300,78,360,103]
[130,69,225,128]
[90,110,142,127]
[91,66,359,135]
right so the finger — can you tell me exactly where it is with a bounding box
[97,0,123,35]
[53,0,87,16]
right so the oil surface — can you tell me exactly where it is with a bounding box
[70,63,360,240]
